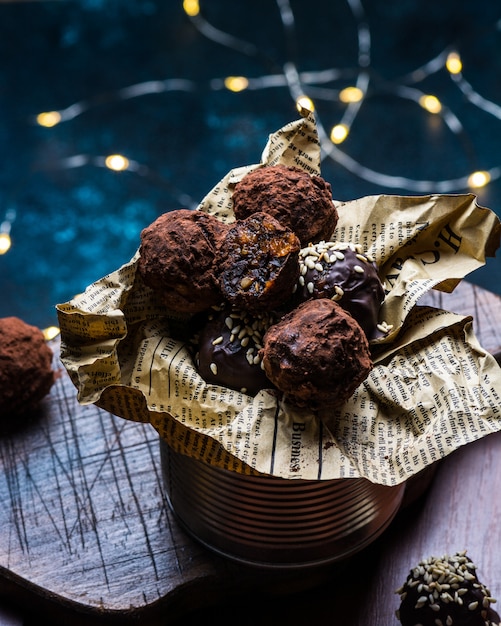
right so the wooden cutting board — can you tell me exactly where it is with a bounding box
[0,281,500,625]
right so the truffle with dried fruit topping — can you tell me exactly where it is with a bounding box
[219,211,300,313]
[232,165,338,245]
[0,317,55,421]
[138,209,228,315]
[260,298,373,409]
[395,552,500,626]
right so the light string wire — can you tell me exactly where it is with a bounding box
[1,0,501,253]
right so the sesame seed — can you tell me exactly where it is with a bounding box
[225,316,234,330]
[210,362,218,375]
[314,263,324,272]
[307,282,314,294]
[468,601,479,610]
[353,264,365,274]
[212,336,224,345]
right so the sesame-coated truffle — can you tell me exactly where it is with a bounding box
[138,209,228,315]
[260,299,373,410]
[232,165,338,245]
[219,211,300,313]
[197,306,275,395]
[294,241,385,340]
[396,552,500,626]
[0,317,55,421]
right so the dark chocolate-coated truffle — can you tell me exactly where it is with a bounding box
[0,317,55,420]
[294,241,385,339]
[138,209,228,315]
[197,306,275,395]
[219,211,300,312]
[232,165,338,245]
[260,299,373,409]
[396,552,500,626]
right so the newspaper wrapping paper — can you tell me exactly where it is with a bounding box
[57,111,501,486]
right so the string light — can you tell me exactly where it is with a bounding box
[419,94,442,114]
[182,0,200,17]
[4,0,499,261]
[296,95,315,113]
[0,233,11,255]
[339,86,364,103]
[446,51,463,75]
[330,124,349,144]
[36,111,61,127]
[43,326,60,341]
[104,154,130,171]
[468,170,491,188]
[224,76,249,92]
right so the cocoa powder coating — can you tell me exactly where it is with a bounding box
[0,317,55,418]
[261,299,373,409]
[232,165,338,245]
[138,209,229,314]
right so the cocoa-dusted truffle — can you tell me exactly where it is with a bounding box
[260,299,373,409]
[294,241,385,339]
[232,165,338,245]
[219,211,300,313]
[138,209,228,315]
[0,317,55,421]
[197,306,275,395]
[396,552,500,626]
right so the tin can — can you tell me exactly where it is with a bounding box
[160,440,405,569]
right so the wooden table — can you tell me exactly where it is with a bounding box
[1,281,501,626]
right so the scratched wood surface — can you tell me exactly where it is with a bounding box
[0,280,500,625]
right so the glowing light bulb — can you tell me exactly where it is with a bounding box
[468,170,490,188]
[183,0,200,16]
[224,76,249,92]
[339,86,363,103]
[419,95,442,114]
[446,52,462,74]
[105,154,130,171]
[330,124,349,144]
[296,95,315,113]
[36,111,62,127]
[43,326,60,341]
[0,232,11,254]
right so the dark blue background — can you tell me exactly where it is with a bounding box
[1,0,501,329]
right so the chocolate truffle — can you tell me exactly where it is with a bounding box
[396,552,500,626]
[232,165,338,245]
[260,299,373,409]
[138,209,228,315]
[197,306,275,395]
[0,317,55,420]
[294,241,385,339]
[219,211,300,313]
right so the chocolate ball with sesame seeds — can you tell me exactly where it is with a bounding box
[294,241,385,340]
[219,211,300,313]
[260,298,373,410]
[197,306,276,395]
[395,552,500,626]
[232,165,338,246]
[138,209,229,315]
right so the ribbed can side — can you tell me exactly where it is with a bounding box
[160,441,405,569]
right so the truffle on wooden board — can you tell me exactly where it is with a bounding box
[0,317,55,422]
[395,552,501,626]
